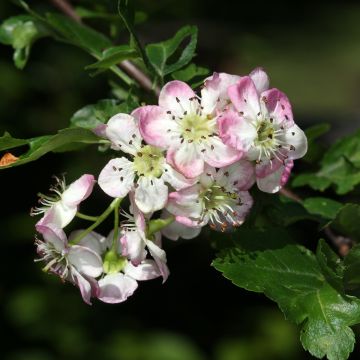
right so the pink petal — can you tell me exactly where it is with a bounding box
[172,143,205,178]
[120,231,146,266]
[261,88,294,127]
[161,163,197,190]
[228,76,260,118]
[133,105,177,148]
[72,269,97,305]
[249,67,270,94]
[61,174,95,208]
[217,160,255,191]
[203,136,242,168]
[98,273,138,304]
[159,80,196,115]
[36,223,67,251]
[145,239,169,283]
[36,202,77,229]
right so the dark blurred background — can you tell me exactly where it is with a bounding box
[1,0,360,359]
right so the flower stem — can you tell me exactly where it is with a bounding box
[76,212,99,222]
[70,198,122,245]
[147,216,175,237]
[111,200,120,252]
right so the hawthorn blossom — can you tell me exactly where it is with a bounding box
[218,69,307,193]
[166,162,254,231]
[32,174,95,228]
[35,223,103,305]
[97,113,194,214]
[134,80,242,178]
[72,229,162,304]
[119,192,169,282]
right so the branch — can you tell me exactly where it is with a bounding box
[50,0,159,95]
[280,187,353,256]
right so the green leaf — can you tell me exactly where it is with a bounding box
[293,129,360,194]
[0,128,100,169]
[146,25,198,78]
[45,13,111,56]
[86,45,138,70]
[303,197,342,220]
[70,99,138,129]
[0,15,48,69]
[213,228,360,360]
[303,123,331,164]
[332,204,360,241]
[344,244,360,296]
[171,63,209,84]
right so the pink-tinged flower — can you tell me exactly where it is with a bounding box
[74,229,161,304]
[32,174,95,228]
[218,69,307,193]
[134,80,242,179]
[35,224,103,305]
[166,163,254,231]
[97,113,195,214]
[119,193,169,282]
[160,210,201,241]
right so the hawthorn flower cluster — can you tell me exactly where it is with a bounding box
[32,68,307,304]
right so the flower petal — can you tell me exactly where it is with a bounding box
[283,124,308,159]
[36,223,67,251]
[120,231,146,266]
[98,157,135,198]
[61,174,95,208]
[261,88,294,127]
[161,163,197,190]
[134,176,168,214]
[201,72,240,114]
[124,260,161,280]
[72,268,98,305]
[36,202,77,229]
[105,113,141,155]
[145,239,169,282]
[98,273,138,304]
[172,143,205,178]
[218,110,257,153]
[232,191,253,224]
[203,136,242,168]
[249,67,269,94]
[133,105,178,148]
[216,160,255,191]
[68,245,103,278]
[69,230,107,256]
[256,160,294,193]
[159,80,196,115]
[228,76,260,118]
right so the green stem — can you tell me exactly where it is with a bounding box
[147,216,175,237]
[111,200,120,252]
[70,198,122,245]
[76,212,99,222]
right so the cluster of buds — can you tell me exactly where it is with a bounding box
[31,68,307,304]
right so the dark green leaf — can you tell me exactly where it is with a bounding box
[45,13,111,56]
[344,244,360,296]
[70,99,137,129]
[303,197,342,220]
[146,25,198,78]
[213,228,360,360]
[0,128,100,169]
[86,45,138,70]
[0,132,30,152]
[332,204,360,241]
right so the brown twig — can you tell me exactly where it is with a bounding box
[280,187,353,256]
[50,0,158,95]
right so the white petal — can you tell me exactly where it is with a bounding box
[145,239,169,282]
[36,223,67,251]
[68,245,103,278]
[36,202,77,229]
[124,260,161,280]
[71,268,96,305]
[98,273,138,304]
[173,143,204,178]
[69,230,107,256]
[61,174,95,208]
[98,158,135,198]
[105,113,141,155]
[249,67,270,94]
[161,163,197,191]
[283,124,308,160]
[134,176,168,214]
[120,231,146,266]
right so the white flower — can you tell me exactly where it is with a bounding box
[32,174,95,228]
[97,113,195,214]
[166,162,254,231]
